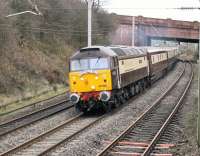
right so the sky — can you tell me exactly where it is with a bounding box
[102,0,200,22]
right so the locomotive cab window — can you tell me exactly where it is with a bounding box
[70,58,109,71]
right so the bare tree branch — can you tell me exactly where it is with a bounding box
[28,0,43,15]
[6,0,42,17]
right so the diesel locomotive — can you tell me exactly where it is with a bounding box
[69,46,179,113]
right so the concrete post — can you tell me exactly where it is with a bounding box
[132,16,135,47]
[197,24,200,146]
[87,0,93,47]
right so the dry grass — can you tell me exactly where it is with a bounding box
[0,84,67,115]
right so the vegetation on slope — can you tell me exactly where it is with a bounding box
[0,0,117,102]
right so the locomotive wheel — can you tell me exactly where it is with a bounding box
[130,85,135,96]
[124,90,129,100]
[75,106,81,113]
[135,84,140,94]
[140,81,145,91]
[114,97,120,108]
[103,102,112,113]
[144,79,148,89]
[120,95,126,104]
[142,80,146,90]
[75,103,81,113]
[139,82,143,93]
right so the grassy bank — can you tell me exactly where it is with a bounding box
[0,84,68,115]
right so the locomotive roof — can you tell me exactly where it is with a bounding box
[110,46,147,57]
[70,46,117,60]
[70,46,147,60]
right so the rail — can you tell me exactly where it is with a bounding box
[0,99,72,137]
[0,113,106,156]
[142,63,193,156]
[97,63,191,156]
[0,89,68,116]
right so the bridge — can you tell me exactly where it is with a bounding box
[110,15,199,46]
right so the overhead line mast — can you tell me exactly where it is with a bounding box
[87,0,93,47]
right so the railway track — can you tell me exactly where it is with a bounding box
[97,62,193,156]
[0,112,106,156]
[0,99,73,137]
[0,91,68,118]
[0,62,189,156]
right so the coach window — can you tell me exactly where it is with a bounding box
[139,60,142,64]
[157,55,159,61]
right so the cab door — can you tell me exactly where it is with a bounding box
[111,56,121,89]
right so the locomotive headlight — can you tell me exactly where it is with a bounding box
[91,85,95,89]
[91,85,95,91]
[99,91,111,102]
[70,93,80,104]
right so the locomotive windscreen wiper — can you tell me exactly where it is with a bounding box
[94,57,101,67]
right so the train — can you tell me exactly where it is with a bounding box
[69,46,180,113]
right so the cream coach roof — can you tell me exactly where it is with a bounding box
[144,47,178,53]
